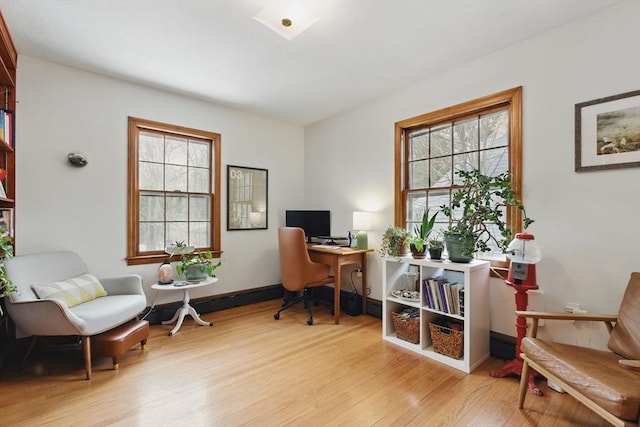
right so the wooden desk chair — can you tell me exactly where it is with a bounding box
[517,272,640,426]
[274,227,333,325]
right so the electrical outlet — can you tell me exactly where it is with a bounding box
[356,269,362,278]
[564,302,582,313]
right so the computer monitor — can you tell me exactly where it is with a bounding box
[285,210,331,242]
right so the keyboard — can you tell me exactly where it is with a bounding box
[312,245,342,249]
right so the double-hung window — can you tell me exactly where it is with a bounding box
[395,87,523,266]
[127,117,221,265]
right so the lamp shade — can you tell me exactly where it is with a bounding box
[353,212,372,231]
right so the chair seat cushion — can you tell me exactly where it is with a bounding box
[70,294,147,336]
[522,337,640,421]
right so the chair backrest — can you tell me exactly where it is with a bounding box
[608,272,640,359]
[5,250,88,303]
[278,227,329,292]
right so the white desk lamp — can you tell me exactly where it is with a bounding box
[352,212,372,249]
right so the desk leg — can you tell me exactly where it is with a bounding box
[361,253,367,315]
[333,258,341,325]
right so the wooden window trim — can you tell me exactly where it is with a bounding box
[126,117,222,266]
[394,87,523,267]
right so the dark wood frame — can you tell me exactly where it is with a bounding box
[575,90,640,172]
[226,165,268,231]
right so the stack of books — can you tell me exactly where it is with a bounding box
[422,276,465,315]
[0,109,14,147]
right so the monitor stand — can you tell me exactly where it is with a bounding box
[319,236,347,246]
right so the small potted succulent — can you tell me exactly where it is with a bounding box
[427,235,444,260]
[379,226,411,257]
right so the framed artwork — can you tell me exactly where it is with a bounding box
[575,90,640,172]
[227,165,268,230]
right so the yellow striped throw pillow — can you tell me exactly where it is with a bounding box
[32,273,108,308]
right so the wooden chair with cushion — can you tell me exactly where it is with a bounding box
[273,227,333,325]
[517,272,640,426]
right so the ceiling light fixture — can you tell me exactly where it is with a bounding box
[253,1,321,41]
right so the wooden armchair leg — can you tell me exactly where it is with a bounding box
[19,335,38,372]
[82,336,92,380]
[518,358,530,408]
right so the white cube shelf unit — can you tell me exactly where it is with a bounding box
[382,257,490,373]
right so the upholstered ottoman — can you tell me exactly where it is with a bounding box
[92,319,149,370]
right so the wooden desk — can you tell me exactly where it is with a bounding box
[307,245,373,324]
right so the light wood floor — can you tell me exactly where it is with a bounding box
[0,300,609,427]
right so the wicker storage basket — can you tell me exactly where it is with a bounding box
[392,312,420,344]
[429,322,464,359]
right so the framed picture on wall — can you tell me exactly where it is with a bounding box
[227,165,268,230]
[575,90,640,172]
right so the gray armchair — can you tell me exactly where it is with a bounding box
[4,250,147,379]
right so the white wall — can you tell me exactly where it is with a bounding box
[15,56,305,303]
[305,1,640,344]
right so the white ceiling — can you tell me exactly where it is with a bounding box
[0,0,620,126]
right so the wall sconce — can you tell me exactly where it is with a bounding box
[67,152,88,167]
[352,211,372,250]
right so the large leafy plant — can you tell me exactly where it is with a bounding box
[440,169,533,258]
[0,231,15,298]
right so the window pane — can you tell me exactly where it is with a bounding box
[453,118,479,154]
[190,222,210,247]
[407,193,426,222]
[453,153,479,184]
[166,165,187,192]
[189,140,210,167]
[189,167,210,193]
[480,147,508,177]
[480,111,508,149]
[409,130,429,161]
[430,157,452,187]
[166,194,188,221]
[139,132,164,163]
[430,125,452,157]
[165,136,188,166]
[140,193,164,221]
[166,221,188,245]
[139,222,164,252]
[190,195,210,221]
[139,162,164,191]
[409,160,428,189]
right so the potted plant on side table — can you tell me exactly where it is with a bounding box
[440,169,534,263]
[176,250,222,282]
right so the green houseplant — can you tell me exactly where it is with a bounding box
[175,250,222,282]
[379,226,411,257]
[410,209,438,259]
[427,235,444,260]
[0,231,15,299]
[440,169,533,263]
